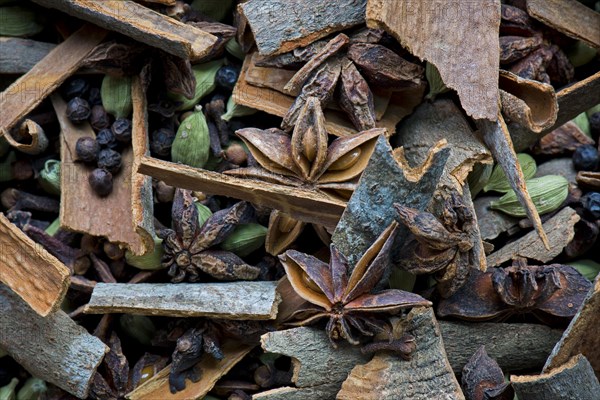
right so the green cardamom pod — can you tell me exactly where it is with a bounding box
[125,237,165,270]
[484,153,537,193]
[171,59,224,111]
[16,378,46,400]
[572,112,591,138]
[38,159,60,195]
[119,314,156,346]
[467,162,493,198]
[0,6,44,37]
[425,62,450,100]
[490,175,568,217]
[587,104,600,118]
[568,259,600,281]
[225,38,245,61]
[220,223,267,256]
[567,41,597,68]
[101,75,133,118]
[172,105,210,169]
[196,202,213,226]
[0,151,16,182]
[0,378,18,400]
[222,96,257,121]
[45,217,60,236]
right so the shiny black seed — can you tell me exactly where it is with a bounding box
[62,78,89,100]
[88,87,102,106]
[75,137,99,163]
[150,128,176,157]
[66,97,91,124]
[589,112,600,140]
[215,65,240,90]
[90,105,111,131]
[89,168,113,197]
[573,144,599,171]
[96,129,118,149]
[112,118,132,143]
[583,192,600,219]
[97,148,122,174]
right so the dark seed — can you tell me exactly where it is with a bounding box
[89,168,113,197]
[589,112,600,140]
[150,128,176,157]
[96,129,118,150]
[75,137,100,163]
[583,192,600,219]
[62,78,90,100]
[112,118,132,143]
[215,65,240,90]
[66,97,91,124]
[88,87,102,106]
[90,105,111,131]
[97,148,122,174]
[573,144,599,171]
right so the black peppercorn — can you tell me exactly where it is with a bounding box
[583,192,600,219]
[573,144,600,171]
[62,78,89,100]
[90,105,111,131]
[89,168,113,197]
[97,148,122,174]
[589,112,600,141]
[112,118,132,143]
[88,87,102,106]
[96,128,118,150]
[75,137,100,163]
[66,97,91,124]
[150,128,176,156]
[215,65,240,90]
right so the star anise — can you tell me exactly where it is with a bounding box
[394,190,476,298]
[279,221,432,346]
[159,189,261,282]
[437,258,591,324]
[226,96,382,200]
[264,209,331,255]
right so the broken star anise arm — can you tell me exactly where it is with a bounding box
[197,201,254,248]
[338,58,376,131]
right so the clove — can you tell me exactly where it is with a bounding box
[90,253,117,283]
[1,188,60,213]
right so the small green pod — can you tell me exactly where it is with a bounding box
[225,38,245,61]
[16,377,46,400]
[425,62,450,100]
[0,6,44,37]
[195,203,213,226]
[568,260,600,281]
[101,75,133,118]
[171,105,210,169]
[221,96,257,121]
[0,378,18,400]
[45,217,60,236]
[125,237,165,270]
[171,59,224,111]
[119,314,156,346]
[220,223,267,257]
[484,153,537,193]
[572,112,591,138]
[38,159,61,196]
[467,162,493,198]
[490,175,569,217]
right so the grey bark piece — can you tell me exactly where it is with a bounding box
[253,383,341,399]
[332,135,450,267]
[474,196,520,241]
[0,38,55,74]
[512,354,600,400]
[84,282,281,319]
[239,0,366,56]
[534,158,578,185]
[0,284,108,399]
[338,308,464,400]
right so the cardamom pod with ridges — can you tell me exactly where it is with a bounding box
[171,105,211,169]
[0,6,44,37]
[220,223,267,256]
[484,153,537,193]
[0,378,18,400]
[38,159,60,195]
[468,162,493,198]
[195,202,213,226]
[490,175,568,217]
[101,75,132,118]
[568,259,600,281]
[125,237,165,270]
[16,377,46,400]
[572,112,591,138]
[171,59,224,111]
[225,38,245,60]
[221,95,257,121]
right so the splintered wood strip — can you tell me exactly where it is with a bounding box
[126,340,253,400]
[31,0,217,61]
[0,38,56,74]
[138,0,176,5]
[0,214,70,316]
[486,207,579,267]
[131,76,156,256]
[138,156,345,230]
[338,308,464,400]
[512,355,600,400]
[367,0,500,121]
[477,114,549,249]
[253,384,342,400]
[527,0,600,49]
[0,285,108,398]
[332,135,450,267]
[0,24,107,137]
[544,274,600,380]
[239,0,365,56]
[84,282,281,319]
[52,95,147,253]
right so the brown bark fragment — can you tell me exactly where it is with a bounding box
[0,214,70,316]
[367,0,501,120]
[0,38,56,74]
[533,122,595,156]
[474,196,519,241]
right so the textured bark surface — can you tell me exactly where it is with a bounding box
[31,0,217,60]
[338,308,464,400]
[474,196,519,241]
[52,95,147,254]
[127,340,253,400]
[332,135,449,267]
[512,355,600,400]
[527,0,600,49]
[239,0,366,55]
[367,0,500,121]
[252,384,341,400]
[0,285,108,398]
[85,282,281,319]
[0,214,69,316]
[0,24,107,137]
[0,38,56,74]
[486,207,579,267]
[544,274,600,380]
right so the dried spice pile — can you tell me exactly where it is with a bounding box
[1,1,600,399]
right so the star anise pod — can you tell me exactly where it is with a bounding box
[394,190,476,298]
[226,96,382,200]
[437,258,591,324]
[279,221,432,347]
[264,209,331,255]
[159,189,261,282]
